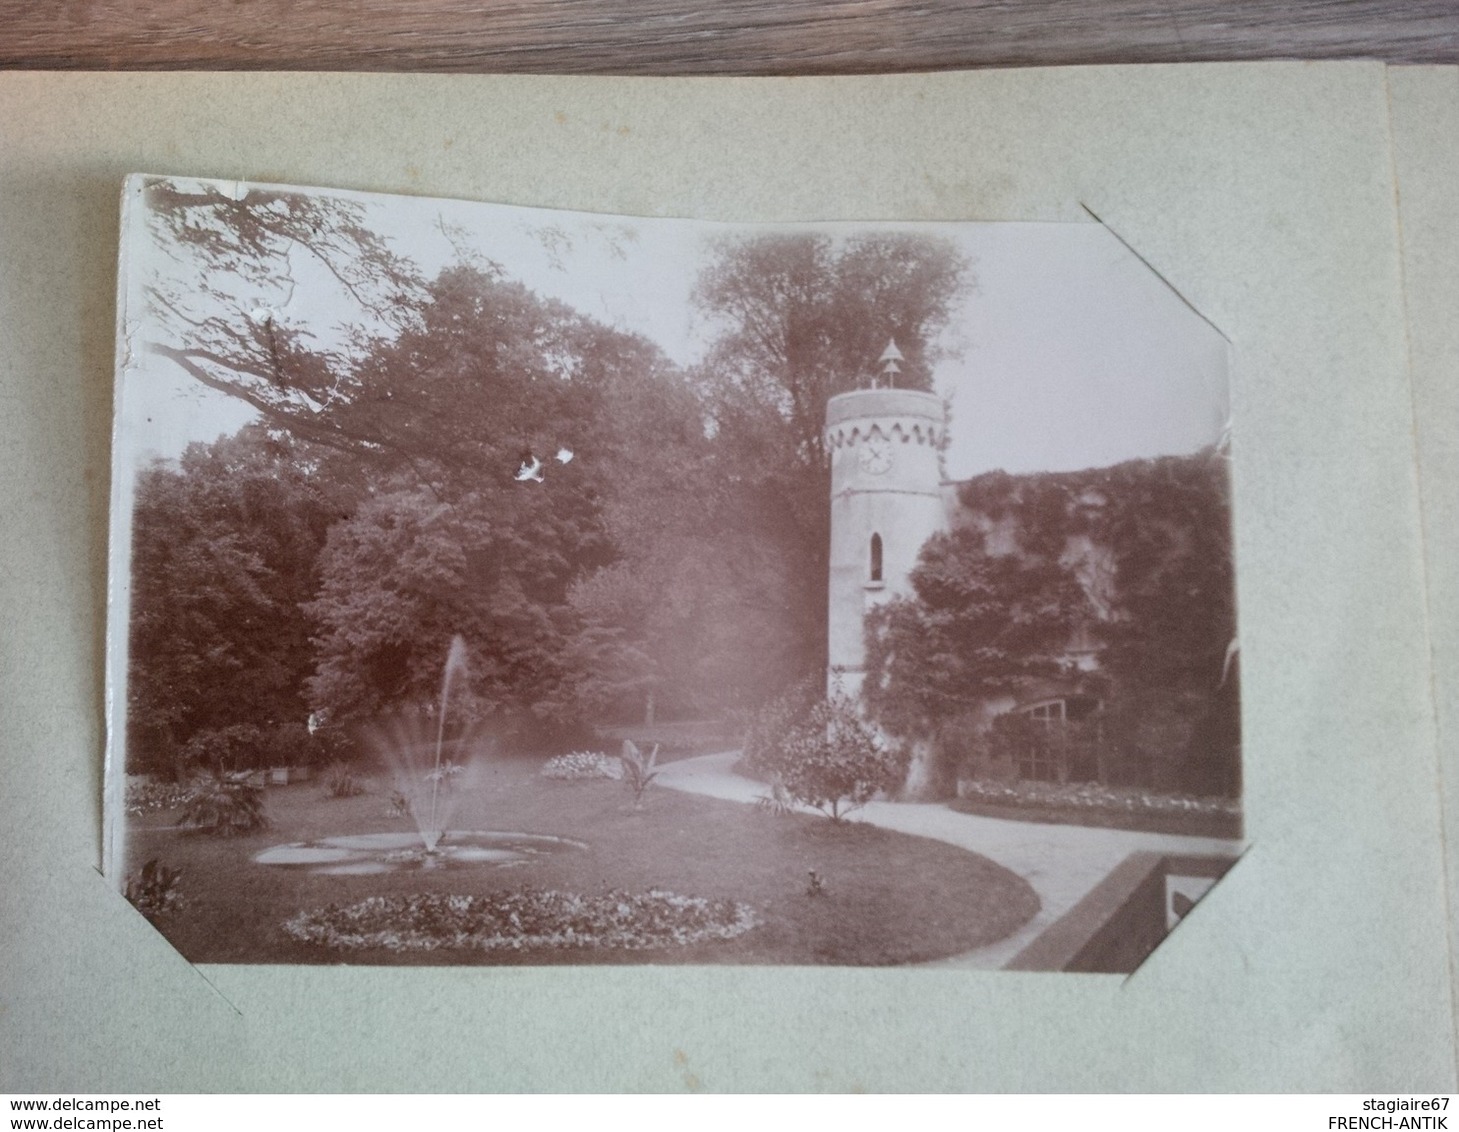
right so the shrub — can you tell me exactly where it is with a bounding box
[180,723,268,773]
[322,761,366,798]
[740,678,819,781]
[268,721,313,768]
[306,725,356,767]
[619,740,660,809]
[179,769,268,836]
[761,693,907,821]
[540,751,623,781]
[124,858,184,918]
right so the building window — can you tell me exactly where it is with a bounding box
[869,533,883,583]
[1022,700,1067,725]
[1017,747,1061,782]
[1014,696,1102,783]
[1015,702,1063,781]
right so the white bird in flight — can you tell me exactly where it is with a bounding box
[515,456,545,483]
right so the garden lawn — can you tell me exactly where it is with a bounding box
[125,755,1039,966]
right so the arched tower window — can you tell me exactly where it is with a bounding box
[870,533,883,583]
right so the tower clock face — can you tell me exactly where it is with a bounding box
[858,436,893,475]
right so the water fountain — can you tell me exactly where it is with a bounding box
[420,633,468,853]
[255,636,585,875]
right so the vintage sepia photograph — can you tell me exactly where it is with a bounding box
[107,175,1242,970]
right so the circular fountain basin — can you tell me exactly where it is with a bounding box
[255,831,586,875]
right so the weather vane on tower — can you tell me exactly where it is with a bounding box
[875,338,904,389]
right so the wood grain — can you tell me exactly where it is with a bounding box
[1,0,1456,74]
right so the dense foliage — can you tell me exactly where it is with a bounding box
[178,769,269,836]
[127,182,972,776]
[124,859,185,919]
[863,525,1089,737]
[864,450,1239,796]
[739,677,821,781]
[126,426,342,778]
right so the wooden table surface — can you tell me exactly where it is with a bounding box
[1,0,1456,74]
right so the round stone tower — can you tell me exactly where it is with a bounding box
[825,387,949,699]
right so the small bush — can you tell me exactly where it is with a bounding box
[741,679,819,781]
[322,761,366,798]
[540,751,623,781]
[179,769,268,836]
[760,693,907,822]
[306,726,356,767]
[268,721,314,768]
[181,724,268,773]
[125,858,184,918]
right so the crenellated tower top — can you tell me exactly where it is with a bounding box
[825,388,948,458]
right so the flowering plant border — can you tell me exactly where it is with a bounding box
[540,751,624,781]
[953,777,1241,837]
[283,888,757,952]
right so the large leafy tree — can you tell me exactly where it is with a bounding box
[565,529,805,724]
[126,425,344,776]
[1094,453,1237,696]
[694,232,967,462]
[1093,453,1240,794]
[297,265,706,737]
[142,179,425,458]
[140,181,692,736]
[691,232,971,689]
[562,344,816,720]
[303,483,589,740]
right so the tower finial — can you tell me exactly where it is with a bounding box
[878,338,904,389]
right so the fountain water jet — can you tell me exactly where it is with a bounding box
[421,635,469,853]
[257,636,590,876]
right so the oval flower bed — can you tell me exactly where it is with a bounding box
[283,888,757,952]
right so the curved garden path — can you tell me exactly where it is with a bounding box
[656,751,1245,969]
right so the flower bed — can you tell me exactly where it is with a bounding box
[124,780,195,817]
[952,779,1242,838]
[283,888,757,952]
[540,751,623,781]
